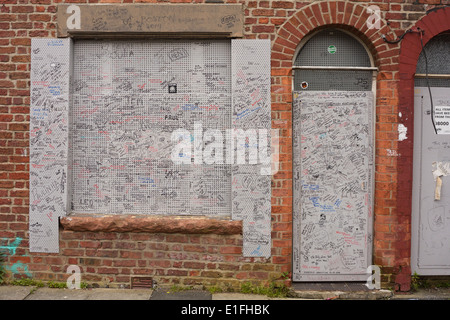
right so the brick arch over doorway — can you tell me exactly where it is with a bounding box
[396,7,450,290]
[270,0,410,290]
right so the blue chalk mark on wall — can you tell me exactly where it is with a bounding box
[8,261,31,278]
[334,199,342,208]
[302,183,320,191]
[0,237,22,255]
[236,106,261,120]
[250,245,263,257]
[309,196,340,213]
[49,85,61,96]
[31,108,49,120]
[0,237,32,278]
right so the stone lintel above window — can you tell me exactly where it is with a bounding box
[57,4,243,38]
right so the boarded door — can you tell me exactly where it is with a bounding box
[292,29,375,281]
[292,91,374,281]
[412,87,450,274]
[411,33,450,275]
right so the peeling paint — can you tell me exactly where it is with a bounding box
[398,124,407,141]
[387,149,400,157]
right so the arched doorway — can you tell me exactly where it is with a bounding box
[412,32,450,276]
[292,28,377,281]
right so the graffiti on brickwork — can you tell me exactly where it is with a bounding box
[0,237,31,277]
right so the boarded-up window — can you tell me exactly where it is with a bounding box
[70,40,232,216]
[29,38,272,256]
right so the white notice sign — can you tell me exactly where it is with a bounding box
[434,106,450,134]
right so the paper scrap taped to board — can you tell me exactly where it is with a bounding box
[432,162,450,180]
[435,176,442,200]
[432,162,450,200]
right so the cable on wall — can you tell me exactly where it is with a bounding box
[418,28,438,135]
[381,28,414,44]
[381,25,438,134]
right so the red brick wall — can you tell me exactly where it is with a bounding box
[56,231,274,288]
[1,0,449,290]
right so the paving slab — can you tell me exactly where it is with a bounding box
[25,287,92,300]
[150,288,212,300]
[83,288,152,300]
[0,286,33,300]
[212,293,270,300]
[390,288,450,300]
[24,287,152,300]
[291,289,393,300]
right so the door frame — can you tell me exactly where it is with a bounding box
[291,28,378,282]
[411,32,450,274]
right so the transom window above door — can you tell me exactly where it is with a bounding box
[293,29,376,91]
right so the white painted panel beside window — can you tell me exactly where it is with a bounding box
[29,38,272,256]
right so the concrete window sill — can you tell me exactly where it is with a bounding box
[59,214,242,235]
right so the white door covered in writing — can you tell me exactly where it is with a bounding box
[292,91,374,281]
[291,29,376,282]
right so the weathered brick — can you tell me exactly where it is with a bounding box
[0,0,445,293]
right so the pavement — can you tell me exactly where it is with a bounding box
[1,284,449,301]
[3,285,448,319]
